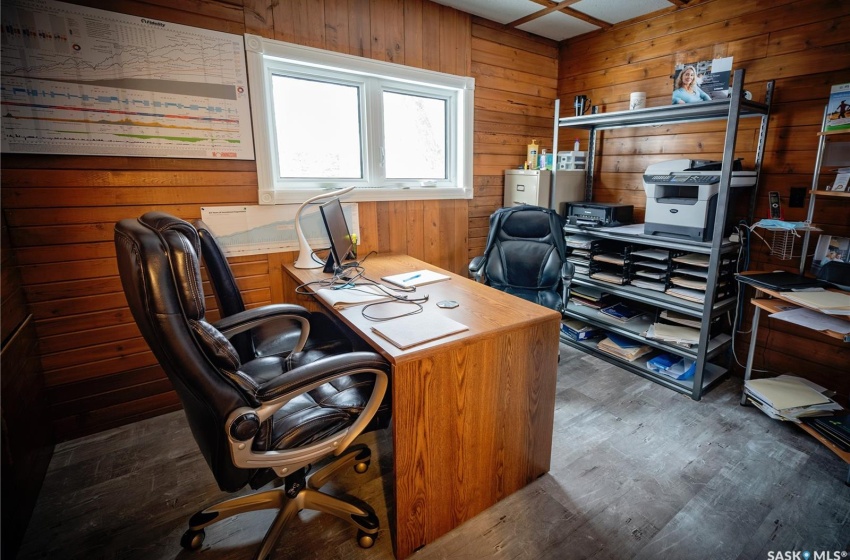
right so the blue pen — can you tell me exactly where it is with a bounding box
[403,273,421,283]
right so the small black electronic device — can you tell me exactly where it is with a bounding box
[768,191,782,219]
[565,202,634,228]
[319,197,355,273]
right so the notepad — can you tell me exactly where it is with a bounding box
[381,269,451,288]
[370,313,468,349]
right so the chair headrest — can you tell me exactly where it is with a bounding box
[138,212,205,321]
[498,207,561,241]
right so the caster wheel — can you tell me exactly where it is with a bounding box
[180,528,205,550]
[357,531,377,548]
[357,530,376,548]
[354,460,370,474]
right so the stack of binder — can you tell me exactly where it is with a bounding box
[570,285,613,310]
[802,416,850,452]
[596,333,652,362]
[631,248,671,292]
[744,375,843,422]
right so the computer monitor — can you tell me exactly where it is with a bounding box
[319,197,354,273]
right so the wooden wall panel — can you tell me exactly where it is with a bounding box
[0,0,551,440]
[559,0,850,401]
[469,18,560,261]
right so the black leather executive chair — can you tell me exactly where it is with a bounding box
[115,212,391,558]
[469,205,574,312]
[194,219,353,364]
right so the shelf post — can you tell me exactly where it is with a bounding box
[799,105,830,274]
[691,68,746,400]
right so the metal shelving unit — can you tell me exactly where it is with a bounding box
[798,107,850,274]
[554,69,774,400]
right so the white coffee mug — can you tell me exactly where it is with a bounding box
[629,92,646,110]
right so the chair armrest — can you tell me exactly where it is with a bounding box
[469,256,485,281]
[561,261,575,284]
[213,304,311,341]
[560,262,575,310]
[227,351,390,473]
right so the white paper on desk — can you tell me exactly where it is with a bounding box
[770,308,850,334]
[315,284,394,309]
[371,313,468,349]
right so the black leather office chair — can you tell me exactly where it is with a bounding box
[469,205,573,312]
[193,219,353,364]
[115,212,392,559]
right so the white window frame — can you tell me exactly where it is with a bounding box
[244,34,475,204]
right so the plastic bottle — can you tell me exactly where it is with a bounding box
[539,149,547,171]
[574,138,580,152]
[527,139,539,170]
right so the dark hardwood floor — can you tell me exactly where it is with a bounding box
[16,345,850,559]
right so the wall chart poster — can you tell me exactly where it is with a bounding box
[1,0,254,159]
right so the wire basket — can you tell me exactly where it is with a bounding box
[767,229,796,260]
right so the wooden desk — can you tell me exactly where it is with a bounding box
[738,275,850,483]
[282,254,561,559]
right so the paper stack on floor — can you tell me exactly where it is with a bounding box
[744,375,843,422]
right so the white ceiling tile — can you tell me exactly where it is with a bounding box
[517,11,599,42]
[428,0,538,25]
[572,0,673,25]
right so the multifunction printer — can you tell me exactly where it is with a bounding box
[643,159,756,242]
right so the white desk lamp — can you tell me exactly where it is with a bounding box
[293,186,356,269]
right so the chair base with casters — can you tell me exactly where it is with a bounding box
[181,443,379,559]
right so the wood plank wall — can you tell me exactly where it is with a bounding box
[558,0,850,400]
[0,0,558,441]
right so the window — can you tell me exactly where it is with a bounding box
[244,34,475,204]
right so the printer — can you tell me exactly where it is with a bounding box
[643,159,756,242]
[565,202,634,228]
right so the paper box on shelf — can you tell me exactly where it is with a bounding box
[560,320,599,341]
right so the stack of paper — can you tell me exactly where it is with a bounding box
[781,290,850,316]
[665,286,706,303]
[645,322,700,346]
[596,333,652,362]
[744,375,843,422]
[660,309,702,329]
[566,234,594,249]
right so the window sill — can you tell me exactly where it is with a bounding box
[261,186,473,205]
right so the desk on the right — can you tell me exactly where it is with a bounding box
[737,272,850,483]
